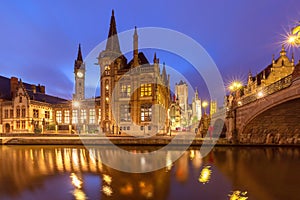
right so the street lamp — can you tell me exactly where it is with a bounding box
[285,23,300,47]
[228,81,243,92]
[202,101,209,114]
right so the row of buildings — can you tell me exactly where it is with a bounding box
[0,10,208,134]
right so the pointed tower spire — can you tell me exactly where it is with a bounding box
[195,87,199,99]
[77,44,83,62]
[75,43,84,70]
[162,62,167,84]
[133,26,139,67]
[105,9,121,53]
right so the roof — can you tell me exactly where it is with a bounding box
[0,75,11,100]
[127,52,150,68]
[0,75,67,104]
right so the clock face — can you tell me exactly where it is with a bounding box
[77,71,83,78]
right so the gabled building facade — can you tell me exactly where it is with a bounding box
[98,10,171,134]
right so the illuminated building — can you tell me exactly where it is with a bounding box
[98,10,171,134]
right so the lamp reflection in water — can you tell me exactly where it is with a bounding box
[70,173,88,200]
[228,190,248,200]
[198,166,212,184]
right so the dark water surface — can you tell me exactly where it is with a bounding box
[0,145,299,200]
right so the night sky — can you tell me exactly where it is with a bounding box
[1,0,300,101]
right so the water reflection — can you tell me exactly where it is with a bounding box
[0,146,299,199]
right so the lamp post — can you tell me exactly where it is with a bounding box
[202,101,209,115]
[286,23,300,47]
[227,80,243,143]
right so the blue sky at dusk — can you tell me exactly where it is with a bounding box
[0,0,300,101]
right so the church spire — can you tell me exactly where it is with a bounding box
[105,9,121,53]
[77,44,83,62]
[133,26,139,67]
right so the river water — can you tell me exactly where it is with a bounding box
[0,145,299,200]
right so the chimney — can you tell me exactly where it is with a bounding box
[31,85,36,93]
[10,77,18,98]
[39,85,45,94]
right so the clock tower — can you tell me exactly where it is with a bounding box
[73,44,85,100]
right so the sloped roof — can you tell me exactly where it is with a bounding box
[0,75,67,104]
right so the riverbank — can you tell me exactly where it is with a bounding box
[0,135,299,146]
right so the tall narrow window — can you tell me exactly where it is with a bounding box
[16,121,20,129]
[120,83,131,98]
[33,109,39,118]
[10,109,13,118]
[98,109,101,123]
[140,84,152,97]
[72,110,78,124]
[21,121,26,129]
[89,109,95,124]
[80,109,87,123]
[45,111,50,119]
[56,111,62,123]
[64,110,70,124]
[4,109,8,118]
[141,104,152,122]
[120,104,131,122]
[16,106,20,118]
[21,107,26,118]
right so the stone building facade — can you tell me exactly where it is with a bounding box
[98,10,171,134]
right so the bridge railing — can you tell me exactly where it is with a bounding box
[238,75,293,106]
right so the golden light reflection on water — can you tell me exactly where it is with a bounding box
[70,173,82,189]
[198,166,212,184]
[1,146,299,199]
[228,190,248,200]
[102,185,113,196]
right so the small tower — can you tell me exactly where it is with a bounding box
[133,26,139,67]
[73,44,85,100]
[98,10,123,133]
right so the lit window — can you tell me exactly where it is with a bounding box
[21,121,25,129]
[104,65,110,75]
[64,110,70,124]
[16,121,20,129]
[140,84,152,97]
[105,80,109,91]
[33,109,39,118]
[141,104,152,122]
[72,110,78,124]
[120,104,131,122]
[98,109,101,123]
[120,83,131,98]
[80,109,87,123]
[56,111,62,123]
[89,109,95,124]
[45,111,50,119]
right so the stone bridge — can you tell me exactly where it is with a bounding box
[226,66,300,144]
